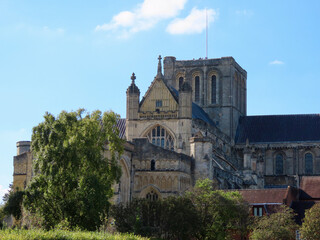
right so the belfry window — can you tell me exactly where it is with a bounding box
[146,125,174,150]
[305,153,313,174]
[275,154,284,175]
[195,76,200,102]
[179,77,184,89]
[146,190,158,201]
[211,75,217,104]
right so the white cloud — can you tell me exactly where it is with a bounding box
[95,0,187,37]
[235,9,253,17]
[269,60,285,65]
[166,8,217,35]
[0,185,9,204]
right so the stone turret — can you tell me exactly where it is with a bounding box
[16,141,30,155]
[126,73,140,120]
[179,81,192,119]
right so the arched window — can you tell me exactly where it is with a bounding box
[195,76,200,102]
[305,153,313,174]
[146,190,158,201]
[145,125,174,150]
[151,160,155,171]
[179,77,184,89]
[211,75,217,104]
[275,154,284,175]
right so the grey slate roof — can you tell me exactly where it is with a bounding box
[116,118,126,139]
[235,114,320,144]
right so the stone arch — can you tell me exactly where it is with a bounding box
[207,69,221,105]
[141,124,176,151]
[139,185,162,200]
[191,69,204,103]
[119,158,130,203]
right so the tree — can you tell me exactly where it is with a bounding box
[186,179,251,240]
[111,197,199,239]
[23,109,124,230]
[300,203,320,240]
[250,205,297,240]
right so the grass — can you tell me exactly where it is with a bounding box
[0,229,150,240]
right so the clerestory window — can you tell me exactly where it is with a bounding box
[145,125,174,150]
[305,153,313,174]
[179,77,184,89]
[275,154,284,175]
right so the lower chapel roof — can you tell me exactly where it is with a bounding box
[235,114,320,144]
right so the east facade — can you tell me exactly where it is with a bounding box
[12,55,320,203]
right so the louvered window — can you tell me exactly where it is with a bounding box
[211,75,217,104]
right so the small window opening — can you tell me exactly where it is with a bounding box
[151,160,155,171]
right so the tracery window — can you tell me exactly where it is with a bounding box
[179,77,184,89]
[145,125,174,150]
[146,190,158,201]
[305,153,313,174]
[275,154,284,175]
[211,75,217,104]
[195,76,200,102]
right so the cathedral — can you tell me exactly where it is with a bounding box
[13,55,320,203]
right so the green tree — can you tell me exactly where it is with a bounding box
[186,179,251,240]
[300,203,320,240]
[3,188,25,221]
[23,109,124,230]
[250,205,297,240]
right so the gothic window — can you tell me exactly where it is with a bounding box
[151,160,155,171]
[275,154,284,175]
[179,77,184,89]
[211,75,217,104]
[145,125,174,150]
[195,76,200,102]
[155,100,162,107]
[146,190,158,201]
[305,153,313,174]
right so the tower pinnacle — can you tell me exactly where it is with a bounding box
[156,55,163,78]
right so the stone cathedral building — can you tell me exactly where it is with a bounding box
[13,55,320,203]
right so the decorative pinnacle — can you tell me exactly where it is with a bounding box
[131,72,136,84]
[157,55,162,78]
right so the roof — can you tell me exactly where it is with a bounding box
[235,114,320,144]
[116,118,126,139]
[300,176,320,199]
[238,188,288,204]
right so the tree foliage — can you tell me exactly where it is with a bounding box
[186,179,251,240]
[23,109,124,230]
[250,205,297,240]
[111,197,199,239]
[300,203,320,240]
[2,189,25,221]
[111,179,251,240]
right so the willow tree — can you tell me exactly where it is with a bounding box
[23,109,124,230]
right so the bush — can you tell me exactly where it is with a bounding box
[0,229,149,240]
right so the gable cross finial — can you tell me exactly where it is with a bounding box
[131,72,136,84]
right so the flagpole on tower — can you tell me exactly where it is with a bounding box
[206,8,208,59]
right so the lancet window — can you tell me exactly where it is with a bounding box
[305,153,313,174]
[145,125,174,150]
[195,76,200,102]
[146,190,158,201]
[211,75,217,104]
[275,154,284,175]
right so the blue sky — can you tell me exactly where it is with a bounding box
[1,0,320,201]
